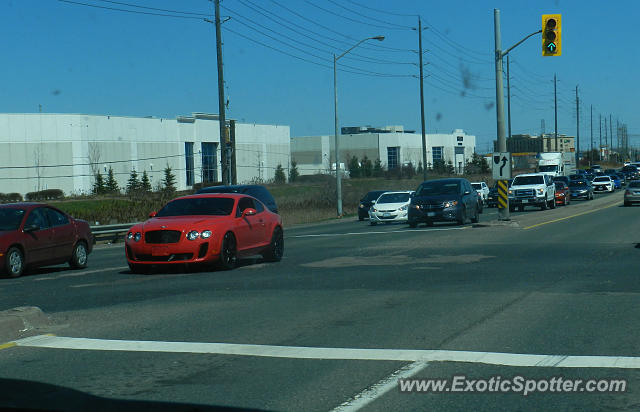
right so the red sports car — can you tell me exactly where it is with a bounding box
[554,181,571,206]
[0,203,93,278]
[125,193,284,273]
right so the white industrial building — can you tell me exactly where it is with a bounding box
[291,126,476,175]
[0,113,290,196]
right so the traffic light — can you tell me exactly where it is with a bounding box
[542,14,562,56]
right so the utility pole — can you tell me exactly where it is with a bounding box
[616,119,620,155]
[493,9,508,220]
[418,17,428,181]
[604,116,608,161]
[575,85,580,167]
[507,55,511,139]
[590,105,593,165]
[554,73,558,151]
[599,114,602,161]
[609,114,613,156]
[214,0,230,185]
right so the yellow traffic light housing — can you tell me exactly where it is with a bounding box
[542,14,561,56]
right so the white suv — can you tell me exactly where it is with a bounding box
[471,182,489,203]
[508,173,556,212]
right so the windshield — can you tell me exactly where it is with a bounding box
[512,176,544,185]
[629,182,640,188]
[471,183,481,190]
[0,208,25,231]
[594,177,610,182]
[156,197,235,217]
[377,193,410,203]
[417,182,460,196]
[365,191,386,201]
[539,165,557,172]
[554,183,566,189]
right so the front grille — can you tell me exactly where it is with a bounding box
[378,215,397,220]
[135,253,193,262]
[418,203,444,211]
[514,189,535,198]
[377,209,396,213]
[145,230,181,244]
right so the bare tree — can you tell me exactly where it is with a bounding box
[87,141,102,177]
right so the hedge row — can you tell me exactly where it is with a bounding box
[0,193,24,203]
[25,189,64,201]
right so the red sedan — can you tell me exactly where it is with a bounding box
[554,181,571,206]
[0,203,93,278]
[125,193,284,273]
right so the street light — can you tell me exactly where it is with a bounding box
[334,35,385,217]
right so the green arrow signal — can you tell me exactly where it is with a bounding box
[546,42,557,53]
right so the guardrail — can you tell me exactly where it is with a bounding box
[90,223,138,243]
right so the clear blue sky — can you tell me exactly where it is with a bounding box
[1,0,638,153]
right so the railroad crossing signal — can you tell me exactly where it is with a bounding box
[542,14,562,56]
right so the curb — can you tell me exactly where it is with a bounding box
[0,306,51,344]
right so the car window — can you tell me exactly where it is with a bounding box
[417,181,460,196]
[156,197,235,217]
[512,176,544,185]
[471,183,481,190]
[0,208,25,231]
[45,208,69,227]
[25,208,50,230]
[378,193,410,203]
[236,197,256,217]
[254,200,265,213]
[628,181,640,188]
[594,177,609,182]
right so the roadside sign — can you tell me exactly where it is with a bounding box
[492,152,512,180]
[497,180,509,209]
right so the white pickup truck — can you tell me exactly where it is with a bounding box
[508,173,556,212]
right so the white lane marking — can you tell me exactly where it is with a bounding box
[331,361,429,412]
[12,335,640,369]
[291,227,468,238]
[32,266,128,281]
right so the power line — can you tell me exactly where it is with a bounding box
[93,0,209,16]
[344,0,418,18]
[56,0,205,20]
[304,0,409,31]
[267,0,412,53]
[0,152,188,170]
[323,0,412,30]
[236,0,414,65]
[223,26,411,78]
[222,4,412,67]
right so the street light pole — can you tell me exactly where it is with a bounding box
[334,36,385,217]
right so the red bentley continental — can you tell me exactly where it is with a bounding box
[125,194,284,273]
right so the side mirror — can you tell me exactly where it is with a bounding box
[149,211,157,218]
[241,208,257,218]
[463,190,471,195]
[23,224,39,233]
[371,200,376,204]
[409,193,415,198]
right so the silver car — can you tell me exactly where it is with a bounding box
[624,180,640,206]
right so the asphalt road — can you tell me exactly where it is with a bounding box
[1,190,639,411]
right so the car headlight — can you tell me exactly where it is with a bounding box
[201,230,212,239]
[359,204,364,208]
[371,208,377,213]
[536,188,544,195]
[443,200,458,208]
[187,230,200,241]
[133,232,141,242]
[127,232,133,240]
[399,205,408,211]
[411,204,420,209]
[508,189,513,195]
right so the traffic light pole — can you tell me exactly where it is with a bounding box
[494,9,542,221]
